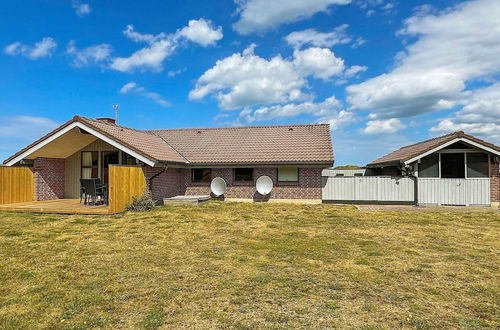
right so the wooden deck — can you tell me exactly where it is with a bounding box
[0,199,109,215]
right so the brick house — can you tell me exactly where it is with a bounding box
[3,116,333,203]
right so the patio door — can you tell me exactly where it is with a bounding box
[101,151,120,184]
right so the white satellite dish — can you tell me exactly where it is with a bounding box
[210,177,227,197]
[256,175,273,195]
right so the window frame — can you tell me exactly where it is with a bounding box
[191,168,212,183]
[277,167,299,182]
[233,168,254,182]
[81,151,99,179]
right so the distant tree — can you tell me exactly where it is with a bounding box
[333,165,361,169]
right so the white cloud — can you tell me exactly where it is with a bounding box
[111,19,223,73]
[119,81,170,107]
[241,96,337,121]
[362,118,406,134]
[293,47,345,81]
[190,44,359,110]
[167,67,186,77]
[110,39,176,73]
[4,37,57,59]
[123,25,165,44]
[177,18,223,46]
[430,82,500,142]
[189,44,307,110]
[233,0,351,35]
[66,41,112,67]
[344,65,367,77]
[347,0,500,119]
[0,116,59,141]
[285,25,351,49]
[72,1,91,17]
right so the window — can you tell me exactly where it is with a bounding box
[335,173,345,177]
[278,167,298,182]
[122,152,138,165]
[467,153,489,178]
[441,153,465,178]
[192,168,211,182]
[419,154,439,178]
[354,173,363,177]
[81,151,98,179]
[234,168,253,181]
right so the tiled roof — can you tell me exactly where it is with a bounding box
[77,117,187,164]
[4,116,334,166]
[146,124,334,165]
[368,131,500,166]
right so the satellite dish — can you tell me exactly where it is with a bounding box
[210,177,227,197]
[256,175,273,195]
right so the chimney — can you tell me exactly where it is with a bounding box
[96,117,116,124]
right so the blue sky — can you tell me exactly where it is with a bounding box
[1,0,499,165]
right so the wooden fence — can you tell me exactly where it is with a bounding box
[0,167,34,204]
[108,165,147,213]
[322,175,415,203]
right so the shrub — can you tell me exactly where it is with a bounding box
[125,193,155,212]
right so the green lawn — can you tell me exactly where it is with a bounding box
[0,203,498,329]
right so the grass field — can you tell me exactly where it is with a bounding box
[0,202,498,329]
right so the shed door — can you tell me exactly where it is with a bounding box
[440,179,466,206]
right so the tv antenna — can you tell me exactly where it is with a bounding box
[113,104,119,124]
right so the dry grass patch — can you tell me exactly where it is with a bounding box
[0,202,498,329]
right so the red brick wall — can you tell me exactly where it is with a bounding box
[491,160,499,203]
[145,166,324,201]
[145,167,184,201]
[34,158,65,201]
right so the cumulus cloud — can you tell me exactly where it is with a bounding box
[362,118,406,134]
[4,37,57,59]
[430,83,500,142]
[119,82,170,107]
[66,41,112,67]
[233,0,351,35]
[111,19,223,73]
[285,25,351,49]
[177,19,223,46]
[347,0,500,119]
[72,1,91,17]
[189,44,307,110]
[190,44,357,110]
[293,47,345,81]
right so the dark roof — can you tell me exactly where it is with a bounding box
[368,131,500,167]
[4,116,334,166]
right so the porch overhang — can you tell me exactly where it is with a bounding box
[4,121,156,167]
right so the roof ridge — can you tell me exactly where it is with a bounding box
[395,131,460,150]
[143,123,330,132]
[149,131,190,163]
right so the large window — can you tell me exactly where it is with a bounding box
[192,168,211,182]
[81,151,98,179]
[467,153,489,178]
[278,167,298,182]
[420,152,490,179]
[441,153,465,178]
[234,168,253,181]
[419,154,439,178]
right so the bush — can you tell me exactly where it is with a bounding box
[125,193,155,212]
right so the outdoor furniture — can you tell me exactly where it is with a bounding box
[80,179,108,206]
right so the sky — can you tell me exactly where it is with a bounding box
[1,0,499,166]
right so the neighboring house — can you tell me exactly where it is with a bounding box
[323,168,366,177]
[366,131,500,207]
[2,116,333,202]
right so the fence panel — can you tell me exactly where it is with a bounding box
[322,175,415,203]
[109,165,147,213]
[418,178,490,206]
[0,167,34,204]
